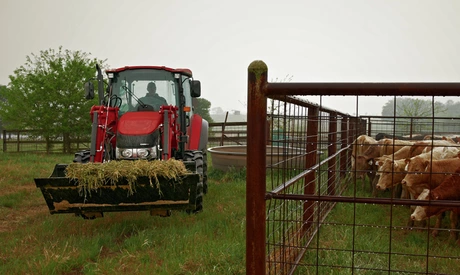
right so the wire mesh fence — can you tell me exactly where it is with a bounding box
[246,60,460,275]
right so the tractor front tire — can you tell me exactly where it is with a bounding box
[184,150,205,213]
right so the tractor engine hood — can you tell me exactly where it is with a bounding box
[118,111,162,135]
[116,111,162,148]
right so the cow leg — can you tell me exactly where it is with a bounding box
[431,213,444,238]
[400,185,410,200]
[367,171,376,194]
[371,174,380,197]
[392,184,402,199]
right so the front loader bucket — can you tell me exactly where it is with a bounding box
[34,164,199,216]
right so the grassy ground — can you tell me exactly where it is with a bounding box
[297,178,460,275]
[2,153,460,274]
[0,153,246,275]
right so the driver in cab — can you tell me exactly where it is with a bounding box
[138,82,167,110]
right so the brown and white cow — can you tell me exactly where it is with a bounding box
[411,168,460,242]
[355,139,415,174]
[401,149,460,236]
[402,150,460,198]
[375,158,407,192]
[350,135,377,179]
[408,139,458,157]
[355,139,414,194]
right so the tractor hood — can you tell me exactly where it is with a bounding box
[118,111,162,135]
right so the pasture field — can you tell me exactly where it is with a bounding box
[0,153,246,274]
[1,153,460,274]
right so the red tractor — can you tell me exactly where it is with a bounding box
[35,65,208,219]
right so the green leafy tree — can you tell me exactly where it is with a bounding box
[0,47,106,153]
[381,98,446,117]
[193,97,214,123]
[0,85,5,132]
[381,98,449,134]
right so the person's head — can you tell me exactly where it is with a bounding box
[147,82,157,94]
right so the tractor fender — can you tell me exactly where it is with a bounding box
[188,114,208,151]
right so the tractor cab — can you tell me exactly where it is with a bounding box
[105,66,200,116]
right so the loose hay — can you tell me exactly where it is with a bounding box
[65,159,189,196]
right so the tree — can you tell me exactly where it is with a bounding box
[0,85,5,132]
[0,47,106,153]
[381,98,446,117]
[193,98,214,123]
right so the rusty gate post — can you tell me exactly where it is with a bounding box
[303,106,319,234]
[246,60,268,275]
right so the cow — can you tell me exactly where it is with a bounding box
[411,168,460,243]
[401,152,460,198]
[375,158,407,192]
[355,139,414,194]
[408,139,458,157]
[350,135,377,181]
[400,149,460,236]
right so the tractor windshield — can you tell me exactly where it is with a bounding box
[110,69,178,114]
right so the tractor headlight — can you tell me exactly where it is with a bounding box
[116,147,157,160]
[120,149,133,158]
[137,149,149,158]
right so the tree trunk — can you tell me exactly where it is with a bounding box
[45,136,51,153]
[63,133,71,153]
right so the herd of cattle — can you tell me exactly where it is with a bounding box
[350,133,460,244]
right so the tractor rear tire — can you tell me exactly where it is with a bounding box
[203,149,208,194]
[185,150,204,213]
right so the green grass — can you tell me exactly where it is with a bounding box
[296,178,460,274]
[0,152,246,275]
[2,153,460,274]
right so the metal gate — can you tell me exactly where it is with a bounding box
[246,60,460,274]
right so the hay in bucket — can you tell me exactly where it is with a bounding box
[65,159,189,196]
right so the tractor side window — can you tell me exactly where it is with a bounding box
[118,80,130,115]
[182,77,193,116]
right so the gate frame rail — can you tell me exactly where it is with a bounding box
[246,60,460,275]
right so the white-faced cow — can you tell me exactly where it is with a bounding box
[411,167,460,242]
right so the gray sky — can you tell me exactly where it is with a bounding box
[2,0,460,116]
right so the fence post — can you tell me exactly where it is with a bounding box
[2,130,5,152]
[328,112,337,196]
[303,106,318,234]
[340,116,349,178]
[16,130,20,152]
[246,60,268,275]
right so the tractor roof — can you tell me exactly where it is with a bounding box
[106,66,193,77]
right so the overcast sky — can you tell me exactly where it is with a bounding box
[2,0,460,116]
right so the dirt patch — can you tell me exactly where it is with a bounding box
[0,184,36,197]
[0,204,48,233]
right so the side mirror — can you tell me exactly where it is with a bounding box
[191,80,201,98]
[84,81,95,99]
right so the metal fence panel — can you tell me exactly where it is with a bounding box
[247,60,460,275]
